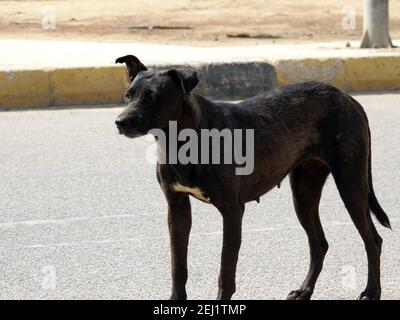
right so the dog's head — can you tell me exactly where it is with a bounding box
[115,55,200,138]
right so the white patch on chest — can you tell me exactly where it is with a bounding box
[173,183,211,203]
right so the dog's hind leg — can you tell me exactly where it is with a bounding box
[287,159,330,300]
[331,157,383,300]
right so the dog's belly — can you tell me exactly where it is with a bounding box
[238,161,292,203]
[239,177,283,203]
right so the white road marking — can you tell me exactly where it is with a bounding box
[0,212,166,228]
[10,219,396,250]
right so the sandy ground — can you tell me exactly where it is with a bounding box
[0,0,399,46]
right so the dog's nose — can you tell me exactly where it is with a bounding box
[115,117,128,129]
[115,115,143,131]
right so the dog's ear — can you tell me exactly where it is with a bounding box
[167,69,200,95]
[115,55,147,82]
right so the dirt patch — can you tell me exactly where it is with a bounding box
[1,0,399,46]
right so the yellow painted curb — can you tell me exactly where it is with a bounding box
[0,70,51,108]
[50,66,127,106]
[0,66,128,108]
[275,58,347,91]
[274,56,400,92]
[1,56,399,109]
[344,56,400,91]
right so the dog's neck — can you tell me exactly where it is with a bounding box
[155,94,205,181]
[176,93,203,131]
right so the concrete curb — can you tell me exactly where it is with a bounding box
[275,56,400,92]
[0,67,127,108]
[1,55,399,108]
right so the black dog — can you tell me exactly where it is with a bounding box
[115,55,390,300]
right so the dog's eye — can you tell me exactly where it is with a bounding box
[124,91,134,103]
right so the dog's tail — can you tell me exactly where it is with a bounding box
[367,126,391,229]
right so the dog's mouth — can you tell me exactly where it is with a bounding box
[117,127,145,139]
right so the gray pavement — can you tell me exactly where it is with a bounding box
[0,92,399,300]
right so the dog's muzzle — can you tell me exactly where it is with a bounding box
[115,115,145,138]
[115,117,128,131]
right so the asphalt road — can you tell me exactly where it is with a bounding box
[0,92,399,300]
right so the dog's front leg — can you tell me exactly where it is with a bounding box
[168,194,192,300]
[217,203,245,300]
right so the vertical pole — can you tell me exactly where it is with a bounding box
[361,0,393,48]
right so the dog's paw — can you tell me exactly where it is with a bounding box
[286,287,313,300]
[357,291,380,300]
[169,293,187,300]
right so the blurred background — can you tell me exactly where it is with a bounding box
[1,0,399,45]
